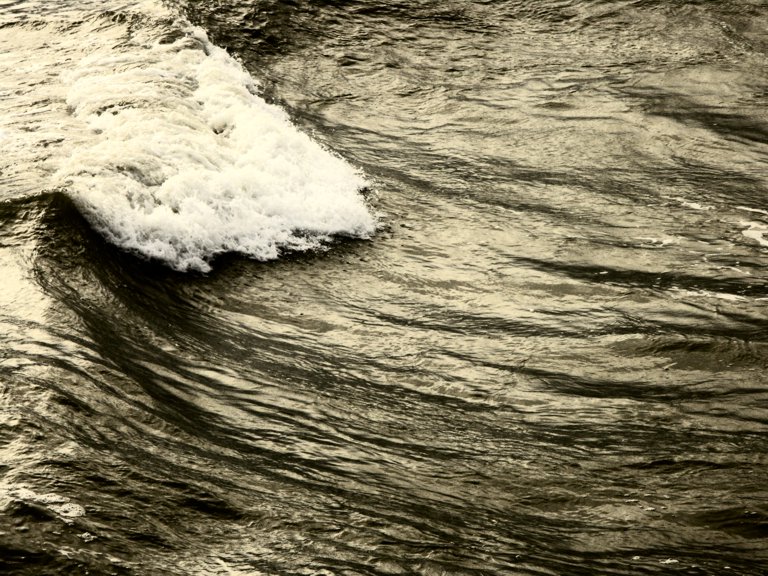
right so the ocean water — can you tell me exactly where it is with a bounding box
[1,0,768,574]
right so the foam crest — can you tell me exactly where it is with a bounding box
[56,28,375,272]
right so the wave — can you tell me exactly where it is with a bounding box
[49,10,376,272]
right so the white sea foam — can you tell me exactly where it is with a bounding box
[669,287,746,302]
[741,220,768,248]
[50,501,87,519]
[9,487,86,521]
[55,26,376,272]
[13,488,69,504]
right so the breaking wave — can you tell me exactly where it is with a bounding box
[54,17,375,271]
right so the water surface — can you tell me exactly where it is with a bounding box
[1,1,768,574]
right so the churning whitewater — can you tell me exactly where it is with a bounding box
[56,24,376,272]
[3,2,375,272]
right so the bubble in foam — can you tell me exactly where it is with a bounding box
[56,26,376,272]
[51,502,87,519]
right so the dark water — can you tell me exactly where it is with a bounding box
[2,1,768,574]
